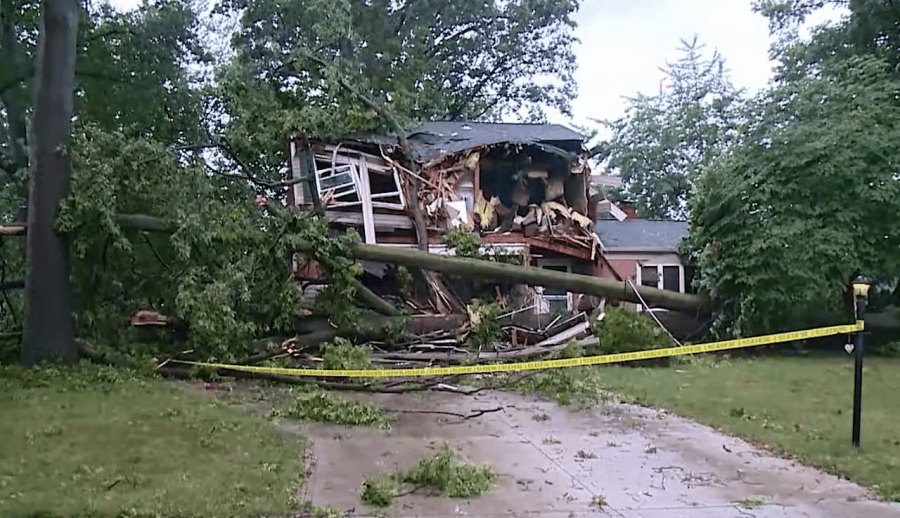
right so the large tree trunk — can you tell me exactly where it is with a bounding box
[21,0,79,366]
[103,212,708,313]
[347,242,706,313]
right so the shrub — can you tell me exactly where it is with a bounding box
[319,337,372,370]
[595,307,671,355]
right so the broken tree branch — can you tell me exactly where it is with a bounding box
[392,407,505,420]
[69,211,707,313]
[374,341,572,363]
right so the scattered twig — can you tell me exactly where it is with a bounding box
[393,406,505,420]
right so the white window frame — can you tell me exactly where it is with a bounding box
[635,263,685,311]
[535,258,572,315]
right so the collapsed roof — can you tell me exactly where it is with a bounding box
[352,121,587,162]
[405,122,586,161]
[290,121,598,262]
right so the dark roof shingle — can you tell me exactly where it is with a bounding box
[594,220,688,251]
[407,122,585,160]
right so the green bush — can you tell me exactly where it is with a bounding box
[319,338,372,370]
[596,307,671,355]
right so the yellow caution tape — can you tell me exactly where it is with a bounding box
[174,321,864,378]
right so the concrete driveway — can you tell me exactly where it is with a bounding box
[298,390,900,517]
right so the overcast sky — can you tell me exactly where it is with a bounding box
[110,0,843,140]
[547,0,845,140]
[548,0,775,134]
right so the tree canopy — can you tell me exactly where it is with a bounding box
[604,37,743,220]
[1,0,583,364]
[687,55,900,336]
[684,1,900,336]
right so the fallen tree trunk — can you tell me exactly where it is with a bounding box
[347,243,707,313]
[373,343,571,363]
[45,212,708,313]
[295,314,467,341]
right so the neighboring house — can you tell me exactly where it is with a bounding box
[287,121,601,315]
[590,171,622,191]
[594,215,690,311]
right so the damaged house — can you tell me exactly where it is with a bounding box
[287,122,601,316]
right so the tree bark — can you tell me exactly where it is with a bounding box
[352,278,400,316]
[346,242,707,313]
[85,212,708,313]
[21,0,79,366]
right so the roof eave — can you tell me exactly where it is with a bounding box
[602,246,683,253]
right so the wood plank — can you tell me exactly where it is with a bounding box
[534,321,591,347]
[357,159,377,244]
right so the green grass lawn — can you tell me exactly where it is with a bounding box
[0,363,307,518]
[597,355,900,501]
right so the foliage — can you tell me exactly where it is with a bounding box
[1,0,581,364]
[461,300,503,349]
[400,444,496,497]
[605,36,743,219]
[754,0,900,81]
[515,367,608,407]
[443,227,482,258]
[394,265,414,299]
[360,475,398,507]
[686,55,900,337]
[208,0,581,199]
[598,357,900,501]
[360,444,496,507]
[219,0,579,125]
[50,124,363,361]
[443,228,524,265]
[272,389,391,428]
[443,228,523,303]
[595,307,671,354]
[0,364,306,517]
[1,0,207,190]
[319,337,372,370]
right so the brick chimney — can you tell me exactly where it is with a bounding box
[618,201,637,219]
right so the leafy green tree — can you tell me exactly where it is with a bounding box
[604,36,743,220]
[1,0,211,362]
[686,55,900,337]
[2,0,207,194]
[754,0,900,79]
[220,0,578,124]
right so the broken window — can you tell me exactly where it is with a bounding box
[316,163,360,207]
[313,146,405,211]
[537,263,570,315]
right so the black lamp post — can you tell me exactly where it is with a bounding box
[850,275,871,449]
